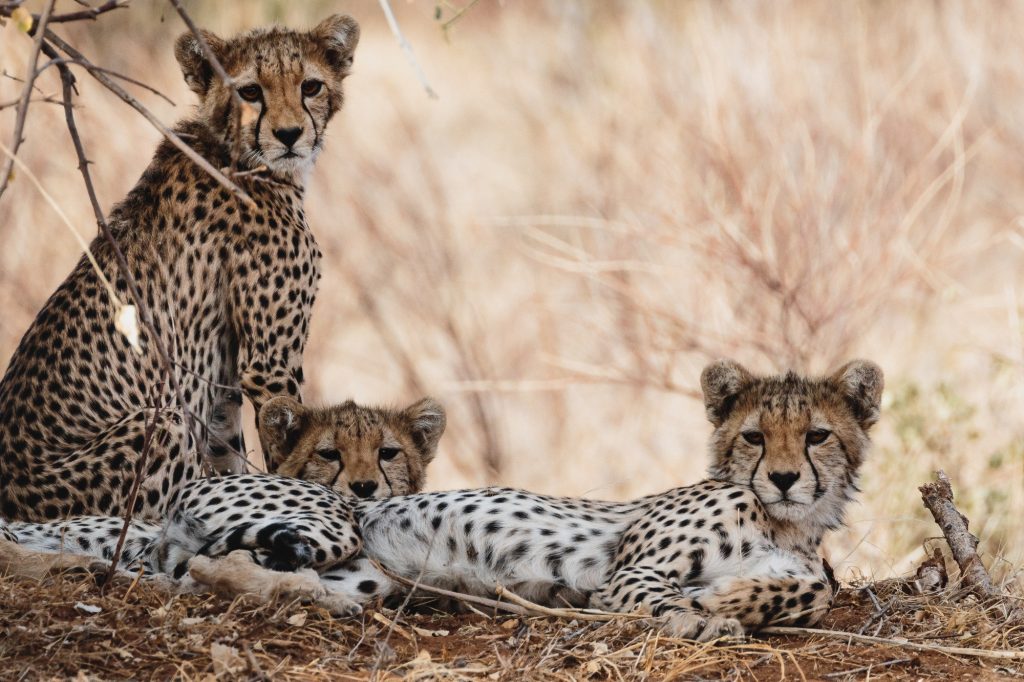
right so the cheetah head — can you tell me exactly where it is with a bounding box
[258,396,446,498]
[175,15,359,177]
[700,360,884,531]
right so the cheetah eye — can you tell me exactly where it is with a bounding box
[237,84,262,102]
[317,449,342,463]
[301,79,323,97]
[741,431,764,446]
[806,429,831,446]
[378,447,400,461]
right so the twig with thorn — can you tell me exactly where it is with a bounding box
[102,397,162,590]
[0,0,54,201]
[43,29,255,206]
[167,0,245,169]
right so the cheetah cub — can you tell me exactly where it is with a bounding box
[1,397,445,583]
[329,360,883,641]
[259,396,445,498]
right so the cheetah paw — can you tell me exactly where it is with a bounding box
[263,528,314,571]
[662,611,745,642]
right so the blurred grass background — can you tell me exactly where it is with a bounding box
[2,0,1022,584]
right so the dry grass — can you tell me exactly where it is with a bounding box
[2,0,1024,673]
[1,569,1022,680]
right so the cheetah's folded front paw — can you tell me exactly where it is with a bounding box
[262,527,314,571]
[662,611,744,642]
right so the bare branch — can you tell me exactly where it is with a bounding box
[49,43,204,476]
[42,0,127,24]
[167,0,245,167]
[101,397,162,590]
[377,0,438,99]
[43,29,255,207]
[0,0,55,201]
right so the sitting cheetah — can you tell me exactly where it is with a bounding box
[0,15,360,522]
[1,396,445,583]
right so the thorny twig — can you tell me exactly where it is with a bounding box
[167,0,245,169]
[42,29,254,206]
[50,43,199,464]
[0,0,54,201]
[101,395,162,591]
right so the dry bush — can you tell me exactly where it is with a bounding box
[2,0,1023,584]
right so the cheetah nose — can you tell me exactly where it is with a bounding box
[349,481,379,498]
[767,471,800,493]
[273,126,303,148]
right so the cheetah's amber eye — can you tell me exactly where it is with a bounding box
[237,84,262,102]
[317,449,342,463]
[378,447,400,461]
[301,79,324,97]
[806,429,831,446]
[741,431,764,446]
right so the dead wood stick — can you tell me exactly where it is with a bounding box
[918,470,998,599]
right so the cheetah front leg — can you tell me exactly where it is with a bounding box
[204,389,247,475]
[590,566,745,642]
[591,565,835,640]
[681,574,835,630]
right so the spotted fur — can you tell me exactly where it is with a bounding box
[2,397,441,582]
[331,359,882,639]
[4,361,882,642]
[0,16,359,522]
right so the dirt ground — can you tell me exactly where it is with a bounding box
[1,569,1021,681]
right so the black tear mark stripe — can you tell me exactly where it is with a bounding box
[328,462,344,489]
[802,444,824,498]
[301,99,322,151]
[253,93,267,159]
[376,457,394,496]
[750,442,766,490]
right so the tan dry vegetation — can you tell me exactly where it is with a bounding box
[2,0,1023,593]
[2,568,1023,681]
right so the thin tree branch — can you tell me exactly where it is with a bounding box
[40,0,127,24]
[43,29,255,206]
[0,0,55,201]
[377,0,438,99]
[32,56,175,105]
[167,0,244,168]
[101,397,162,590]
[51,44,200,469]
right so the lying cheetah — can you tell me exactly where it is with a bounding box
[329,359,882,639]
[0,15,360,521]
[1,396,445,583]
[5,360,882,641]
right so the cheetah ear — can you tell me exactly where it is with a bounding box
[174,29,226,97]
[312,14,360,77]
[258,396,307,466]
[700,360,754,427]
[831,360,884,429]
[402,397,446,463]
